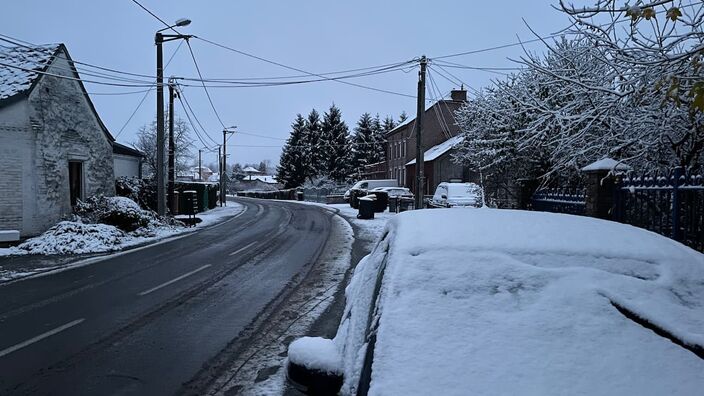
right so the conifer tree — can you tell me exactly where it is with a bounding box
[352,113,376,175]
[321,104,352,182]
[398,111,409,124]
[302,109,323,180]
[276,114,307,188]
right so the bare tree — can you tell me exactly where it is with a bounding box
[133,113,194,177]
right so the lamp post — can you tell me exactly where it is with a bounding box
[155,18,191,216]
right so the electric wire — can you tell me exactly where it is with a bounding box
[185,40,227,129]
[115,40,184,138]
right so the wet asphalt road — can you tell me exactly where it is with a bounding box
[0,198,333,395]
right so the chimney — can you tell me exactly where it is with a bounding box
[450,85,467,102]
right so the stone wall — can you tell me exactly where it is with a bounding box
[20,49,114,235]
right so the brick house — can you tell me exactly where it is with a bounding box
[385,88,470,196]
[0,43,115,237]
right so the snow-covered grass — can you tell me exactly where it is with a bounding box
[330,208,704,395]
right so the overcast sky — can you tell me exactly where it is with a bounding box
[1,1,570,169]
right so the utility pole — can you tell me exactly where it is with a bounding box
[218,145,222,207]
[222,127,236,207]
[155,33,166,216]
[415,55,427,210]
[222,130,227,207]
[167,79,176,213]
[198,149,202,181]
[153,18,192,216]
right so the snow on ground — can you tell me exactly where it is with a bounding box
[333,208,704,395]
[291,201,395,250]
[0,201,244,282]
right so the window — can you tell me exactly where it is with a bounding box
[68,160,83,206]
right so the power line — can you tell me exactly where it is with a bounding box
[185,40,227,129]
[177,86,220,146]
[1,32,418,85]
[194,36,419,99]
[129,0,180,34]
[176,89,217,150]
[115,40,184,138]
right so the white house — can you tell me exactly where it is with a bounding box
[113,142,143,179]
[0,43,115,237]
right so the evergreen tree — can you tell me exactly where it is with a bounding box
[276,114,308,188]
[302,109,323,180]
[352,113,376,175]
[398,111,409,124]
[320,104,352,182]
[371,114,390,163]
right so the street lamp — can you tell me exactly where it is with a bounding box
[155,19,192,216]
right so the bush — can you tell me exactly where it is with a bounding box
[75,196,155,232]
[116,177,157,212]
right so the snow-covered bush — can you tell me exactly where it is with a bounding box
[17,221,125,255]
[75,195,155,232]
[115,176,157,211]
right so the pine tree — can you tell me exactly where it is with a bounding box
[321,104,352,182]
[398,111,409,124]
[276,114,308,188]
[352,113,375,175]
[302,109,323,180]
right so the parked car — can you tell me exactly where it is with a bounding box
[286,209,704,395]
[343,179,399,202]
[429,182,482,208]
[369,186,413,199]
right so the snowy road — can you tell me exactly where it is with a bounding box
[0,198,339,395]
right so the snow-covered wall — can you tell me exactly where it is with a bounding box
[0,47,115,236]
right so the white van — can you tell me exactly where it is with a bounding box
[344,179,399,201]
[430,182,482,208]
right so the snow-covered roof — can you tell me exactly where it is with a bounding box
[406,134,464,165]
[582,157,632,172]
[0,43,60,102]
[249,175,278,184]
[242,166,261,173]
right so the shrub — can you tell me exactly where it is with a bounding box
[75,195,155,232]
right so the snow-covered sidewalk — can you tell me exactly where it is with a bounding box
[0,202,244,283]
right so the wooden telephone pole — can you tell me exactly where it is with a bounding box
[415,56,427,210]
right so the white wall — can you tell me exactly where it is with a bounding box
[0,100,31,233]
[114,154,141,178]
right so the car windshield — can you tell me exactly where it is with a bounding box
[446,184,478,198]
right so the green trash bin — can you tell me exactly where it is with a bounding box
[388,196,398,213]
[357,196,375,219]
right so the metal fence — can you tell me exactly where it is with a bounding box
[614,168,704,252]
[530,187,586,216]
[302,187,347,203]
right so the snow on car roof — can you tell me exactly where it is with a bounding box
[367,209,704,395]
